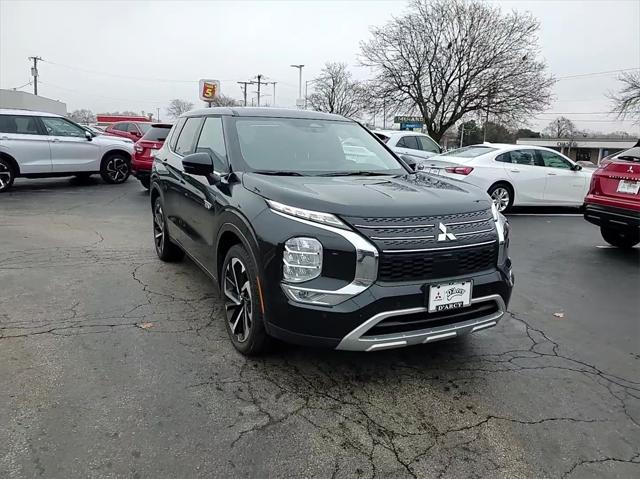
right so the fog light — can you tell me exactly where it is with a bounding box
[283,237,322,283]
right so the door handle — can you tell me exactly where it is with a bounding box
[547,172,557,176]
[510,169,520,173]
[51,138,60,143]
[0,136,8,140]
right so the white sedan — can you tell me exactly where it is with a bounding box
[373,130,441,160]
[416,143,594,212]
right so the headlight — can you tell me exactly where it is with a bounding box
[267,200,346,229]
[283,237,322,283]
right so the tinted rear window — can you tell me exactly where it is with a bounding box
[617,147,640,162]
[442,146,497,158]
[142,125,172,142]
[0,115,41,135]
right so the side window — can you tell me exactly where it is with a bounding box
[538,150,572,169]
[495,152,511,163]
[169,118,186,151]
[416,136,440,153]
[127,123,140,133]
[510,149,537,166]
[113,123,129,132]
[41,117,86,137]
[174,117,202,156]
[0,115,41,135]
[196,117,228,172]
[397,136,419,150]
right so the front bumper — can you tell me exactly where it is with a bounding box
[584,202,640,231]
[264,266,513,351]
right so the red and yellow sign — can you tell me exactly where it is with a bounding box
[199,79,220,102]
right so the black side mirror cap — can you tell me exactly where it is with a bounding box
[571,164,582,171]
[182,152,214,177]
[85,130,93,141]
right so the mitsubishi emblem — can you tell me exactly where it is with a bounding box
[628,166,635,174]
[437,223,457,242]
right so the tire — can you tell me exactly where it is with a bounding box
[100,153,131,184]
[488,183,514,213]
[139,177,150,190]
[601,227,639,249]
[152,197,185,262]
[0,158,15,193]
[221,244,272,355]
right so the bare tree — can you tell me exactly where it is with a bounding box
[360,0,554,142]
[544,116,576,138]
[307,62,366,118]
[167,99,194,118]
[609,71,640,123]
[209,94,239,107]
[69,109,95,124]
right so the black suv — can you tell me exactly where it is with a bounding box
[150,108,514,355]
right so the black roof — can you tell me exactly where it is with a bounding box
[183,107,349,122]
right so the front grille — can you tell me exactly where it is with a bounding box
[342,209,498,282]
[362,301,499,337]
[378,244,497,282]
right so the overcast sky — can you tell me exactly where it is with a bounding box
[1,0,638,134]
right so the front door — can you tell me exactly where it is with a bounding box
[39,117,100,172]
[180,116,230,272]
[535,149,587,204]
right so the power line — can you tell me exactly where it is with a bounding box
[39,81,167,104]
[556,67,639,80]
[9,80,32,90]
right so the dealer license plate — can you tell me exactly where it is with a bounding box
[428,280,472,312]
[617,180,640,195]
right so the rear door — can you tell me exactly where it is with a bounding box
[40,117,100,172]
[0,114,51,174]
[394,135,420,157]
[535,149,587,204]
[504,149,547,204]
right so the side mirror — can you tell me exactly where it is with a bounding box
[85,130,93,141]
[182,152,214,177]
[399,154,417,171]
[571,164,582,171]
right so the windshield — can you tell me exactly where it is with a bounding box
[231,118,406,175]
[441,145,497,158]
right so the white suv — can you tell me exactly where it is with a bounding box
[0,109,134,192]
[373,130,441,166]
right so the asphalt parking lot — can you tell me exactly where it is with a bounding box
[1,177,638,479]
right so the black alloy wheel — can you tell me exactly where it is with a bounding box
[152,197,184,261]
[222,245,271,355]
[101,155,130,184]
[0,159,15,192]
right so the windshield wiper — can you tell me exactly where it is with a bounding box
[317,171,392,177]
[252,170,304,176]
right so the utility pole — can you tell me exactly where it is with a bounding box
[304,79,316,109]
[383,99,387,129]
[237,81,251,106]
[290,64,304,107]
[270,82,277,106]
[28,56,42,95]
[157,107,160,122]
[254,74,264,107]
[460,123,465,148]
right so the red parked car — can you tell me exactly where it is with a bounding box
[131,123,172,189]
[584,145,640,248]
[104,121,152,141]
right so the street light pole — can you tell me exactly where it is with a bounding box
[290,64,304,107]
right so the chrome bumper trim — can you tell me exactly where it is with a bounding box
[335,294,506,352]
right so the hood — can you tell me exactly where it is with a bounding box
[93,134,134,148]
[242,172,491,217]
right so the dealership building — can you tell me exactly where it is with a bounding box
[0,89,67,115]
[516,137,636,163]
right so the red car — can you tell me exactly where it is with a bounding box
[584,145,640,248]
[131,123,172,189]
[104,121,152,141]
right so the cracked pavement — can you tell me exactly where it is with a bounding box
[1,177,638,478]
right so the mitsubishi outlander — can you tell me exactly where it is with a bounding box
[150,108,514,355]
